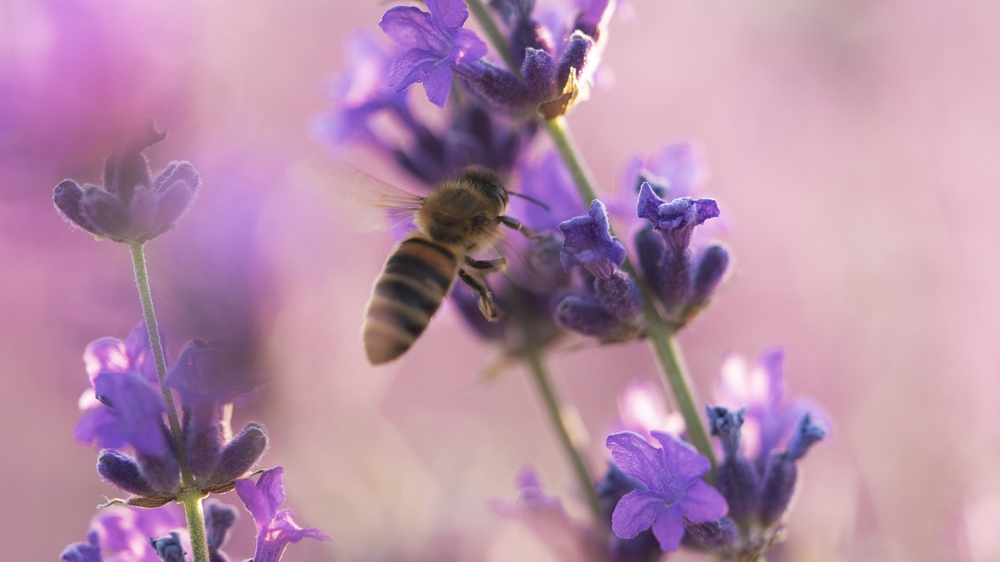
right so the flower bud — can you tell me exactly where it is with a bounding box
[707,406,759,522]
[557,33,592,91]
[97,450,154,496]
[185,403,223,481]
[205,501,238,552]
[634,225,665,294]
[759,414,825,525]
[149,532,185,562]
[136,447,180,494]
[208,422,268,486]
[682,517,740,549]
[521,48,557,103]
[594,271,642,323]
[684,244,730,319]
[554,295,618,337]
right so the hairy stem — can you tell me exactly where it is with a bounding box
[525,349,604,524]
[128,242,193,484]
[463,0,515,70]
[179,488,211,562]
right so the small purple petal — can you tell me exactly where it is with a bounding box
[650,431,711,482]
[611,490,663,539]
[54,179,99,233]
[559,200,626,279]
[123,321,166,385]
[80,185,131,240]
[427,0,470,30]
[554,294,619,337]
[679,479,728,523]
[649,505,685,552]
[606,432,664,489]
[60,531,102,562]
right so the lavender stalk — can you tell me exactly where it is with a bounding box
[130,241,211,562]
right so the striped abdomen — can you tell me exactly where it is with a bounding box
[363,237,460,364]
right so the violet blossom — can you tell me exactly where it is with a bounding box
[379,0,488,107]
[235,467,332,562]
[634,181,729,327]
[555,200,642,341]
[605,431,727,552]
[53,124,201,244]
[62,504,186,562]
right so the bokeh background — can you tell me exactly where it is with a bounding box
[2,0,1000,560]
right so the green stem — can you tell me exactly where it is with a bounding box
[646,327,716,475]
[128,242,193,484]
[463,0,515,71]
[179,489,211,562]
[543,117,717,471]
[524,349,604,524]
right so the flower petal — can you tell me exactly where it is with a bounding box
[650,504,685,552]
[679,479,728,523]
[650,431,710,481]
[611,490,663,540]
[605,432,662,489]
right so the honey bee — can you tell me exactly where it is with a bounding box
[362,166,536,365]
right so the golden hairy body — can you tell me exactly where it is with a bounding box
[363,166,531,365]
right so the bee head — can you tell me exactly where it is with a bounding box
[457,166,508,213]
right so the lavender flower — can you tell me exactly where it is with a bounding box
[149,532,185,562]
[714,347,831,466]
[595,463,660,562]
[560,200,626,279]
[555,200,642,341]
[605,431,727,552]
[53,125,200,244]
[63,504,186,562]
[76,323,268,500]
[634,182,729,327]
[60,532,102,562]
[380,0,488,107]
[235,467,332,562]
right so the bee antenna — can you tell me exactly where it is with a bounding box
[507,191,550,212]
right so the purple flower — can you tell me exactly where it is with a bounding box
[491,467,610,562]
[53,125,201,244]
[605,431,727,553]
[75,368,167,457]
[714,347,831,465]
[61,504,186,562]
[379,0,488,107]
[636,183,719,255]
[236,467,332,562]
[61,532,102,562]
[559,200,626,279]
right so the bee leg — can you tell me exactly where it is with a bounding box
[458,268,499,321]
[499,216,536,240]
[463,256,507,274]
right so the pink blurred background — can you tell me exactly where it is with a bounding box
[2,0,1000,560]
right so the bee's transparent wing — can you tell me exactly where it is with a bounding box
[294,159,424,233]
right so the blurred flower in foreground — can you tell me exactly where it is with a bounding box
[75,323,268,504]
[236,467,333,561]
[53,125,200,244]
[61,504,185,562]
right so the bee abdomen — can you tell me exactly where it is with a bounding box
[363,238,459,364]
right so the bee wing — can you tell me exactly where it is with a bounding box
[294,159,424,233]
